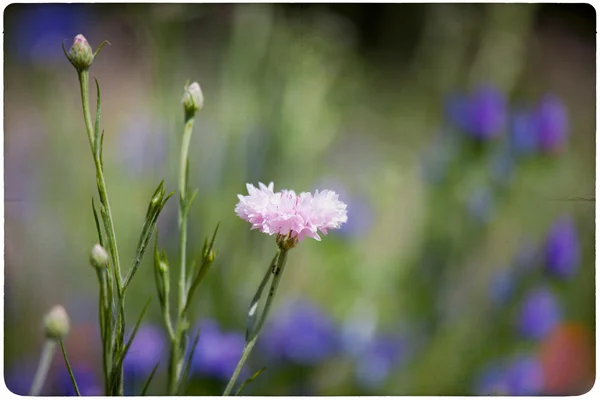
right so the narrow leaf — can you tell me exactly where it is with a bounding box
[245,253,278,342]
[99,130,105,171]
[182,189,199,217]
[116,297,152,369]
[91,197,105,247]
[93,77,102,157]
[235,366,266,396]
[176,329,201,395]
[140,362,160,396]
[93,40,111,59]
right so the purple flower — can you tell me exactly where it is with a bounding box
[505,355,544,395]
[354,334,404,390]
[260,299,338,366]
[518,286,561,340]
[544,215,580,279]
[468,85,508,139]
[192,319,245,380]
[510,109,538,156]
[534,94,568,155]
[123,324,166,378]
[55,364,102,396]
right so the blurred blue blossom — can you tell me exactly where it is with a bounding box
[489,268,515,307]
[446,85,507,139]
[260,298,338,366]
[123,324,166,379]
[505,354,544,395]
[489,147,515,188]
[466,186,494,224]
[191,319,245,380]
[509,109,538,156]
[517,286,561,341]
[55,363,102,396]
[7,4,90,65]
[5,362,34,395]
[354,334,405,390]
[543,215,580,279]
[534,94,568,154]
[513,238,539,273]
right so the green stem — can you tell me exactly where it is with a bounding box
[77,69,124,395]
[59,339,81,396]
[223,248,289,396]
[29,339,57,396]
[168,116,195,395]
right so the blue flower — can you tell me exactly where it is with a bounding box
[517,286,561,340]
[354,334,404,390]
[123,324,166,379]
[467,85,508,139]
[544,215,580,279]
[534,94,568,155]
[509,109,538,156]
[55,363,102,396]
[260,299,338,366]
[191,319,245,380]
[505,355,544,395]
[6,4,89,65]
[444,93,472,132]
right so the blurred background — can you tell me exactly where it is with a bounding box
[3,3,596,396]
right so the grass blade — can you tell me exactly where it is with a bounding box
[140,362,160,396]
[176,328,201,395]
[91,197,105,247]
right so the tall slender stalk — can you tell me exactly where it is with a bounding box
[29,340,57,396]
[223,248,289,396]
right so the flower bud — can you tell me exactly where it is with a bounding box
[90,244,109,269]
[182,82,204,117]
[67,34,94,71]
[158,260,169,274]
[44,305,70,340]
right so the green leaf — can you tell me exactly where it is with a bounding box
[182,189,198,217]
[93,77,102,157]
[123,181,173,291]
[140,362,160,396]
[93,40,111,59]
[177,329,201,395]
[91,197,105,247]
[99,130,105,170]
[235,366,266,395]
[245,253,278,342]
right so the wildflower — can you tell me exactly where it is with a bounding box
[505,355,544,395]
[66,34,94,71]
[260,299,338,366]
[235,182,347,242]
[509,109,538,156]
[191,320,245,380]
[44,305,70,340]
[354,334,405,390]
[182,82,204,117]
[534,94,568,155]
[89,243,108,270]
[467,84,507,139]
[517,286,561,341]
[543,215,580,279]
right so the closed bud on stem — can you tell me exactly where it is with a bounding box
[66,34,94,71]
[90,244,109,269]
[158,260,169,274]
[44,305,70,340]
[182,82,204,118]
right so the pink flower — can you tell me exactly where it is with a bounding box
[235,182,348,241]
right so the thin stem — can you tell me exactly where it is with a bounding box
[29,339,57,396]
[77,69,124,395]
[59,340,81,396]
[223,248,289,396]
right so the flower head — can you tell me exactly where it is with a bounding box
[518,286,561,341]
[191,320,245,380]
[44,305,70,340]
[544,215,580,279]
[123,324,166,378]
[235,182,347,242]
[534,94,568,155]
[67,34,94,70]
[182,81,204,117]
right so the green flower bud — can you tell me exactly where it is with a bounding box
[44,305,70,340]
[182,82,204,117]
[90,244,109,269]
[67,34,94,71]
[158,260,169,274]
